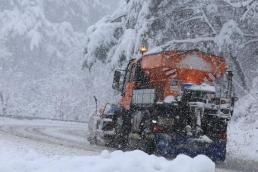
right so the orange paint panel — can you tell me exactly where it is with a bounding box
[119,82,135,109]
[142,54,163,69]
[140,50,226,99]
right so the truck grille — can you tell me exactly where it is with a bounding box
[132,89,155,105]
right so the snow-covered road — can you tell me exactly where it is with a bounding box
[0,117,108,155]
[0,117,256,172]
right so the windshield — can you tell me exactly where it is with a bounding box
[104,104,118,115]
[183,90,215,102]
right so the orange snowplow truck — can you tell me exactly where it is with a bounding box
[109,49,235,161]
[113,50,226,109]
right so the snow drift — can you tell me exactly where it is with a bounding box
[0,138,215,172]
[227,76,258,161]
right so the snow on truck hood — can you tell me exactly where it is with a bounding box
[0,139,215,172]
[184,83,216,92]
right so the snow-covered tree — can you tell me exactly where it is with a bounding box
[0,0,120,120]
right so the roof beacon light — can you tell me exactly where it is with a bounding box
[140,46,148,55]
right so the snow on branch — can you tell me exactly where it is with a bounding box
[242,39,258,47]
[223,0,256,8]
[167,37,215,44]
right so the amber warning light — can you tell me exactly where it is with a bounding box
[140,46,148,55]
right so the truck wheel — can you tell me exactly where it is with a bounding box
[144,138,156,155]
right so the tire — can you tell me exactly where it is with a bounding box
[145,139,156,154]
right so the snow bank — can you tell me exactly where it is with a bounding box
[228,117,258,161]
[0,139,215,172]
[227,77,258,161]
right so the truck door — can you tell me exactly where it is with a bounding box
[119,61,137,109]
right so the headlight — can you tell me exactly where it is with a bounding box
[152,120,157,124]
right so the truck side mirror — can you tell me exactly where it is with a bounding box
[112,70,122,91]
[93,96,98,114]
